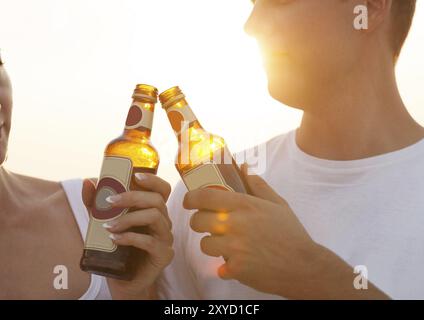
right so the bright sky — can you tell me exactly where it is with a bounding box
[1,0,423,186]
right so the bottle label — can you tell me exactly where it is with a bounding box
[182,162,235,192]
[166,105,197,134]
[85,156,133,253]
[125,101,154,131]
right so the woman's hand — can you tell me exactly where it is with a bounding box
[82,173,174,300]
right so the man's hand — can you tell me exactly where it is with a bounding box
[184,164,389,299]
[82,173,174,300]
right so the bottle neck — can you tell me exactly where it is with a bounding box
[124,99,155,139]
[165,98,202,138]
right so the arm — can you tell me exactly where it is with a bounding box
[294,243,390,300]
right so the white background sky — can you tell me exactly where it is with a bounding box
[1,0,423,186]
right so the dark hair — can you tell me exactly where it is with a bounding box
[391,0,416,61]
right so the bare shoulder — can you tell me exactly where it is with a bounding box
[12,173,73,214]
[13,172,63,194]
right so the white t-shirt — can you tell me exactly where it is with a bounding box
[61,179,112,300]
[158,129,424,300]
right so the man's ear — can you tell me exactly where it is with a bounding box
[364,0,392,32]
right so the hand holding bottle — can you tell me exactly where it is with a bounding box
[82,173,174,300]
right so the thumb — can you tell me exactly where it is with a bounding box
[82,178,97,208]
[241,163,287,206]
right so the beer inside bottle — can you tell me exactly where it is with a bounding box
[159,86,249,194]
[80,84,160,280]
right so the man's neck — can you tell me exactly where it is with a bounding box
[296,57,424,161]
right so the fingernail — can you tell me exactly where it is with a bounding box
[135,173,147,181]
[109,233,122,241]
[106,195,122,203]
[102,220,118,229]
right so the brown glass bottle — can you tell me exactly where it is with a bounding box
[80,84,160,280]
[159,86,249,194]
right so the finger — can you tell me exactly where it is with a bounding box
[200,235,229,258]
[134,173,172,202]
[110,232,173,259]
[106,190,172,229]
[82,178,97,208]
[217,262,234,280]
[190,210,232,235]
[241,163,288,206]
[183,188,250,212]
[104,209,172,243]
[106,190,167,215]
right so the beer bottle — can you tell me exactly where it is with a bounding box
[80,84,160,280]
[159,86,249,193]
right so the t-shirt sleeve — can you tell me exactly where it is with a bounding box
[157,180,201,300]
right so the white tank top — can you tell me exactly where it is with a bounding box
[61,179,112,300]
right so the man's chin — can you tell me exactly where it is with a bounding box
[267,78,305,111]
